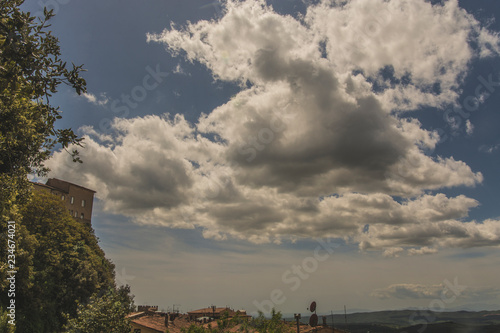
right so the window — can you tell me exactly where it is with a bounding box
[81,199,86,207]
[80,213,84,219]
[70,196,74,204]
[74,211,78,218]
[61,195,65,201]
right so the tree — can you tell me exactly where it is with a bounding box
[0,190,116,332]
[64,285,135,333]
[0,307,15,333]
[251,309,291,333]
[0,3,136,332]
[0,0,86,220]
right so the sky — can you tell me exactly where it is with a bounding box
[22,0,500,317]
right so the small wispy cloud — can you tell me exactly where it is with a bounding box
[372,282,500,301]
[465,120,474,136]
[79,125,114,143]
[371,283,446,300]
[82,92,109,106]
[173,63,190,76]
[479,144,500,154]
[383,247,404,258]
[408,246,438,256]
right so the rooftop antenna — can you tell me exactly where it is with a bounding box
[211,305,216,319]
[308,301,318,329]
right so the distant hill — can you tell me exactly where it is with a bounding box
[286,309,500,333]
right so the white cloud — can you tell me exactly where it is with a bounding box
[49,0,500,254]
[465,119,474,136]
[383,247,404,258]
[81,91,109,106]
[173,63,190,76]
[479,143,500,154]
[359,218,500,251]
[372,282,500,301]
[79,125,114,143]
[371,283,447,299]
[305,0,500,110]
[408,246,438,256]
[82,92,97,103]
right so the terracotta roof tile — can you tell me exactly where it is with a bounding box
[130,313,194,333]
[131,314,166,332]
[188,307,233,314]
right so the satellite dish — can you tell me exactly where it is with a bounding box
[309,314,318,327]
[309,301,316,313]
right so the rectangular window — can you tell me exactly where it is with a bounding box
[74,211,78,218]
[81,199,86,207]
[80,213,84,219]
[61,195,65,201]
[70,196,74,204]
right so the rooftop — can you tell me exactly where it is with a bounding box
[128,312,193,333]
[188,307,234,314]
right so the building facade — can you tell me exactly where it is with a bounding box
[32,178,96,225]
[187,307,250,321]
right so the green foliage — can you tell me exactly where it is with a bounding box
[182,310,291,333]
[0,191,116,332]
[182,323,215,333]
[216,310,230,330]
[0,307,15,333]
[251,309,290,333]
[64,285,134,333]
[230,311,245,326]
[0,0,86,219]
[181,311,251,333]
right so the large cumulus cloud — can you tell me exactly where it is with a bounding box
[49,0,500,253]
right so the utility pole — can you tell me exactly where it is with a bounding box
[331,310,334,330]
[294,313,301,333]
[344,305,347,327]
[211,305,216,319]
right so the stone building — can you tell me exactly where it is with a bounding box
[187,307,251,321]
[32,178,96,225]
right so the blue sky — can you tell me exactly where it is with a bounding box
[23,0,500,316]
